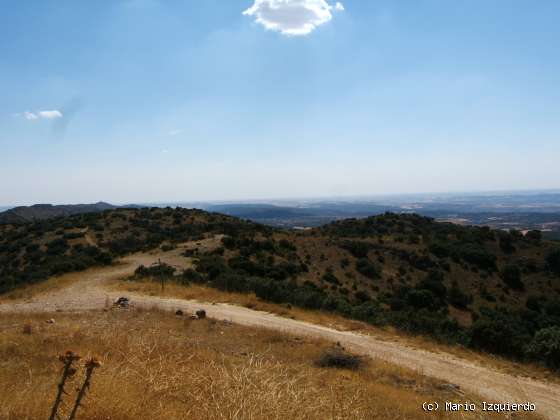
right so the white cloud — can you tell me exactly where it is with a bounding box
[38,110,63,119]
[21,110,63,121]
[168,129,182,136]
[243,0,344,36]
[24,111,39,120]
[335,2,344,11]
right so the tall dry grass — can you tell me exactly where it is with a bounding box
[0,309,531,419]
[113,278,560,384]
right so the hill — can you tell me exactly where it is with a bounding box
[1,207,559,368]
[0,202,117,224]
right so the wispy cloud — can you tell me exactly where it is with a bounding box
[168,129,182,136]
[38,110,63,119]
[243,0,344,36]
[21,110,64,121]
[24,111,39,120]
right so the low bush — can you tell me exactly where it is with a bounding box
[502,264,524,290]
[322,270,340,285]
[447,281,472,309]
[355,259,380,280]
[316,347,363,370]
[525,326,560,369]
[546,249,560,276]
[340,241,370,258]
[134,263,176,279]
[469,308,531,357]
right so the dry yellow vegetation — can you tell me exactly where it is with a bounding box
[0,308,513,420]
[113,277,560,385]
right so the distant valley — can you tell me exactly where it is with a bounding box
[2,191,560,238]
[200,192,560,239]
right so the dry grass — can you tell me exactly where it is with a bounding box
[111,278,560,385]
[0,270,83,302]
[0,309,513,420]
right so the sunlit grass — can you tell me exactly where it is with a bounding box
[0,309,512,420]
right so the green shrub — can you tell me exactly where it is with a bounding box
[182,268,203,283]
[316,348,363,370]
[47,238,69,255]
[502,264,524,290]
[134,263,176,279]
[417,271,447,299]
[196,255,228,280]
[526,295,544,312]
[354,290,371,303]
[448,281,472,309]
[340,241,370,258]
[211,272,252,292]
[350,301,379,321]
[322,270,340,285]
[469,309,531,357]
[546,249,560,276]
[355,259,380,279]
[406,289,437,310]
[279,238,296,251]
[525,230,542,244]
[455,243,497,270]
[525,327,560,369]
[498,232,516,254]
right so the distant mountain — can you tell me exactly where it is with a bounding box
[0,202,117,224]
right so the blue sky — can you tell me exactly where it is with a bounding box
[1,0,559,205]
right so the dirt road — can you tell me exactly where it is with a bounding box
[1,252,559,419]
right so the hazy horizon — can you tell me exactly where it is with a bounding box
[2,1,559,205]
[3,187,560,209]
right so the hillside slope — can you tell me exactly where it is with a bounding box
[1,207,559,368]
[0,250,557,419]
[0,202,117,224]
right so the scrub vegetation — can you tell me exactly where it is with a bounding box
[2,207,560,368]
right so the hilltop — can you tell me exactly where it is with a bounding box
[1,207,559,368]
[0,202,117,224]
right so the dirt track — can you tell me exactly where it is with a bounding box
[1,252,560,419]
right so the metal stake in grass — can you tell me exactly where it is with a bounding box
[68,358,101,420]
[49,351,81,420]
[158,258,166,292]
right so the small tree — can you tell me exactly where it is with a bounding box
[498,232,515,254]
[525,230,542,244]
[355,259,380,280]
[448,281,472,309]
[546,249,560,276]
[526,327,560,369]
[502,264,524,290]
